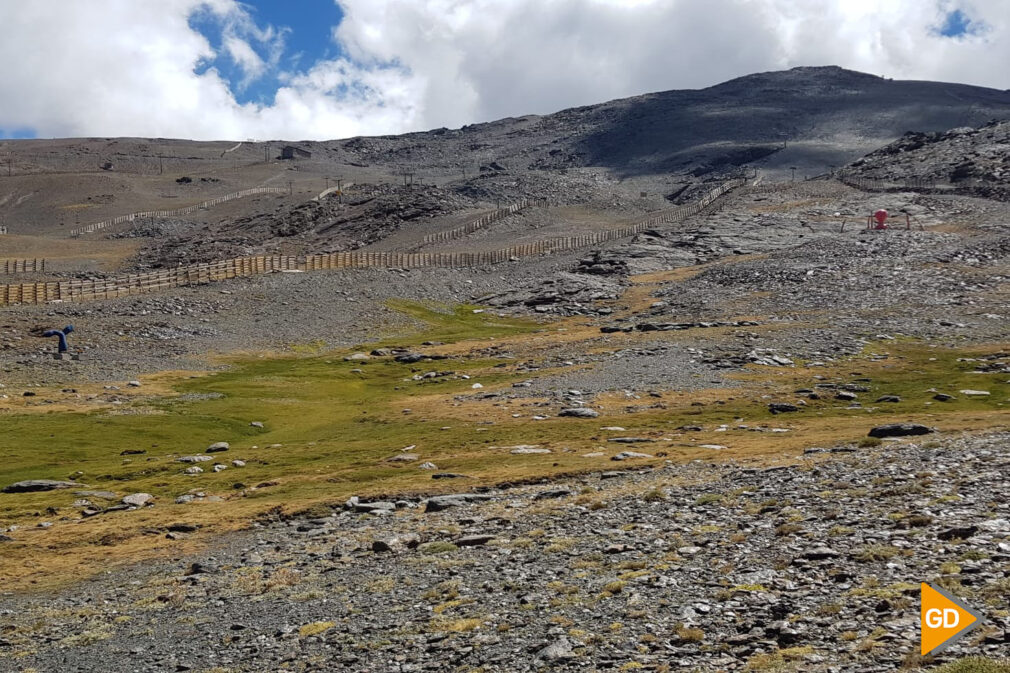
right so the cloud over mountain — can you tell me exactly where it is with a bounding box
[0,1,1006,141]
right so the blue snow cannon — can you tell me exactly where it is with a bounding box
[43,325,74,353]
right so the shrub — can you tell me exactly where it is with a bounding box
[775,523,804,537]
[299,621,335,638]
[417,541,458,554]
[855,544,899,562]
[694,493,723,506]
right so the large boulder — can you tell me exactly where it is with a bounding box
[559,408,600,418]
[424,494,493,513]
[868,423,934,438]
[2,480,81,494]
[769,403,799,414]
[122,493,155,508]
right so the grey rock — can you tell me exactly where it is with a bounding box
[425,494,493,512]
[769,402,799,414]
[510,446,551,455]
[535,636,574,662]
[612,451,653,460]
[938,525,979,541]
[75,490,118,499]
[534,488,572,500]
[456,535,495,547]
[2,480,81,493]
[372,538,400,553]
[122,493,154,507]
[802,546,841,560]
[559,408,600,418]
[868,423,934,438]
[355,501,396,514]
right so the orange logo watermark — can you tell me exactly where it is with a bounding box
[921,583,983,656]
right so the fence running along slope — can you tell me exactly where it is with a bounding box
[422,199,549,244]
[837,174,944,192]
[2,179,743,307]
[69,187,289,237]
[1,259,46,274]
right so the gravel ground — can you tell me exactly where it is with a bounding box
[4,181,1010,402]
[4,430,1010,672]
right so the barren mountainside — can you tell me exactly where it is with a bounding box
[4,66,1010,673]
[847,119,1010,200]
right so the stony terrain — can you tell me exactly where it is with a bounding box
[846,120,1010,200]
[4,432,1010,672]
[3,66,1010,672]
[3,177,1010,394]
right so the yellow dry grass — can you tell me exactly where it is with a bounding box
[3,266,1010,595]
[0,234,140,270]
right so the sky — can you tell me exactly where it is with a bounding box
[0,0,1005,142]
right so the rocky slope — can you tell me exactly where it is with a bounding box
[4,431,1010,672]
[317,66,1010,180]
[122,67,1010,265]
[845,120,1010,200]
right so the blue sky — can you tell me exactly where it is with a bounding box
[189,0,345,105]
[0,127,36,139]
[936,8,982,37]
[0,1,1005,142]
[185,1,988,111]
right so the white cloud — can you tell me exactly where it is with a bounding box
[223,36,267,86]
[0,0,1007,141]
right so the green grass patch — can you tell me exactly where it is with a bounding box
[1,314,1009,590]
[379,300,538,345]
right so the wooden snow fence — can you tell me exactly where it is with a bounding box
[69,187,289,237]
[422,198,550,244]
[2,179,743,306]
[1,259,46,274]
[837,174,942,192]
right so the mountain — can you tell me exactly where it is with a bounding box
[845,119,1010,200]
[3,66,1010,245]
[324,66,1010,179]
